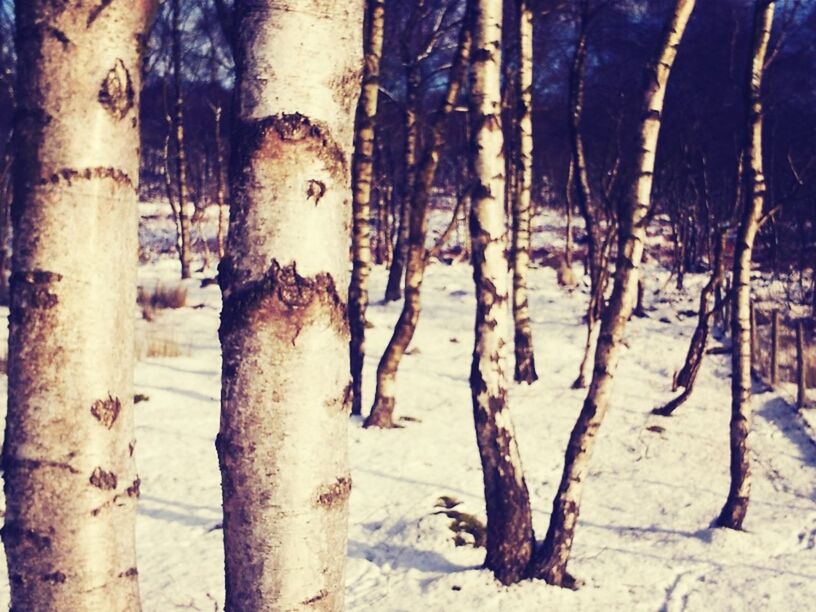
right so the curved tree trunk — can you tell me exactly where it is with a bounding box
[716,0,775,531]
[468,0,534,586]
[217,2,361,609]
[365,10,474,429]
[511,0,538,384]
[529,0,696,587]
[2,2,155,609]
[654,229,728,416]
[349,0,386,417]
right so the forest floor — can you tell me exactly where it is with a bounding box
[0,206,814,610]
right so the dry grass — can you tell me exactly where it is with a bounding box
[138,283,187,321]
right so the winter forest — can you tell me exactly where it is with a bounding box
[0,0,815,609]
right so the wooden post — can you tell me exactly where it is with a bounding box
[797,320,807,409]
[770,309,779,386]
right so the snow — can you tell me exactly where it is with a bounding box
[0,205,814,609]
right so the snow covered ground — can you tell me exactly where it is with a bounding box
[0,206,814,610]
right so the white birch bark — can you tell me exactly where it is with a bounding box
[468,0,534,586]
[217,1,361,609]
[530,0,696,587]
[2,2,156,609]
[716,0,775,531]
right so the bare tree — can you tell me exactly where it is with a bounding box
[529,0,696,587]
[171,0,193,278]
[716,0,775,532]
[511,0,538,384]
[365,4,473,428]
[216,0,361,608]
[350,0,387,417]
[2,1,156,608]
[468,0,535,585]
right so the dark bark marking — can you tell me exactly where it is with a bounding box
[41,571,66,583]
[118,567,138,579]
[128,439,136,457]
[2,456,79,474]
[39,166,133,188]
[9,270,62,324]
[302,589,328,606]
[48,27,70,47]
[89,467,117,490]
[90,394,121,429]
[0,523,52,552]
[219,259,346,340]
[126,478,141,498]
[87,0,115,27]
[305,179,326,205]
[315,475,352,509]
[98,59,135,121]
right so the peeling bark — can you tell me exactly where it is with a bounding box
[2,2,156,610]
[716,0,775,532]
[349,0,386,417]
[529,0,696,587]
[217,2,361,609]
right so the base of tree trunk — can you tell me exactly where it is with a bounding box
[714,497,748,530]
[571,375,587,390]
[364,397,397,429]
[514,358,539,384]
[529,560,582,590]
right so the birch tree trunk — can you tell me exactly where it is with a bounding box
[217,1,361,609]
[349,0,386,417]
[468,0,534,586]
[569,5,606,389]
[654,228,728,416]
[384,64,419,303]
[171,0,192,279]
[511,0,538,384]
[2,2,155,609]
[213,102,227,260]
[529,0,696,587]
[716,0,775,531]
[365,11,474,429]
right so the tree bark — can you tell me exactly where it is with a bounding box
[511,0,538,384]
[171,0,192,279]
[217,1,361,609]
[349,0,386,417]
[716,0,775,532]
[529,0,696,587]
[654,229,728,416]
[365,9,474,429]
[213,102,227,260]
[384,63,420,303]
[468,0,534,586]
[3,2,155,609]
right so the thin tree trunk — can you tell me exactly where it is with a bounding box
[349,0,386,417]
[529,0,696,587]
[569,5,610,388]
[172,0,192,279]
[565,159,575,270]
[654,229,728,416]
[217,1,361,609]
[717,0,775,531]
[213,102,227,260]
[384,64,420,302]
[512,0,538,384]
[365,9,474,429]
[3,3,155,609]
[468,0,534,585]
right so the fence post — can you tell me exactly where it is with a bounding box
[797,320,807,409]
[771,309,779,386]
